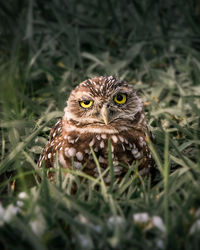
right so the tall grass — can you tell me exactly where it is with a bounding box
[0,0,200,249]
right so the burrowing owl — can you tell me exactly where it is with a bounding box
[38,76,154,183]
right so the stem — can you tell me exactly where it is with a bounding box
[164,132,169,244]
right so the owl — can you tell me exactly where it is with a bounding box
[38,76,155,184]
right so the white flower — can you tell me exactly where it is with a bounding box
[18,192,28,199]
[4,204,20,223]
[77,233,94,249]
[133,213,150,223]
[152,216,166,233]
[30,218,46,237]
[29,205,46,236]
[189,220,200,235]
[0,203,21,226]
[16,192,28,208]
[133,213,166,234]
[108,216,125,228]
[78,214,89,224]
[16,201,24,207]
[77,214,101,233]
[155,239,165,249]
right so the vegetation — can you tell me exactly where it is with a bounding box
[0,0,200,249]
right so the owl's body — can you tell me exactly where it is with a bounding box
[38,76,154,183]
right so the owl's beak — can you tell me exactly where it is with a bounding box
[101,105,109,125]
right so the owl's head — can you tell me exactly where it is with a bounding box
[64,76,143,127]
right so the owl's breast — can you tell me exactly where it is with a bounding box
[39,120,153,182]
[56,129,152,181]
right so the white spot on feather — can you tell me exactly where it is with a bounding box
[55,120,60,126]
[118,136,124,142]
[64,147,69,157]
[89,138,95,147]
[48,153,52,159]
[113,160,119,166]
[129,143,133,148]
[99,156,106,163]
[132,148,138,155]
[101,134,107,139]
[100,141,104,148]
[94,147,98,152]
[74,161,82,169]
[140,141,146,147]
[112,135,118,143]
[68,147,76,157]
[139,168,149,176]
[135,152,141,159]
[138,107,142,112]
[121,144,125,151]
[67,136,75,144]
[76,152,83,161]
[139,136,144,142]
[96,135,101,140]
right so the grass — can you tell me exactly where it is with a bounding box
[0,0,200,249]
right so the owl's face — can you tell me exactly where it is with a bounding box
[64,76,143,127]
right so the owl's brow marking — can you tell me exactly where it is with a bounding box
[80,76,126,98]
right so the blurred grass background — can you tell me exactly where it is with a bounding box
[0,0,200,249]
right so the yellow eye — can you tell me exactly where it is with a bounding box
[113,93,127,104]
[79,100,93,108]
